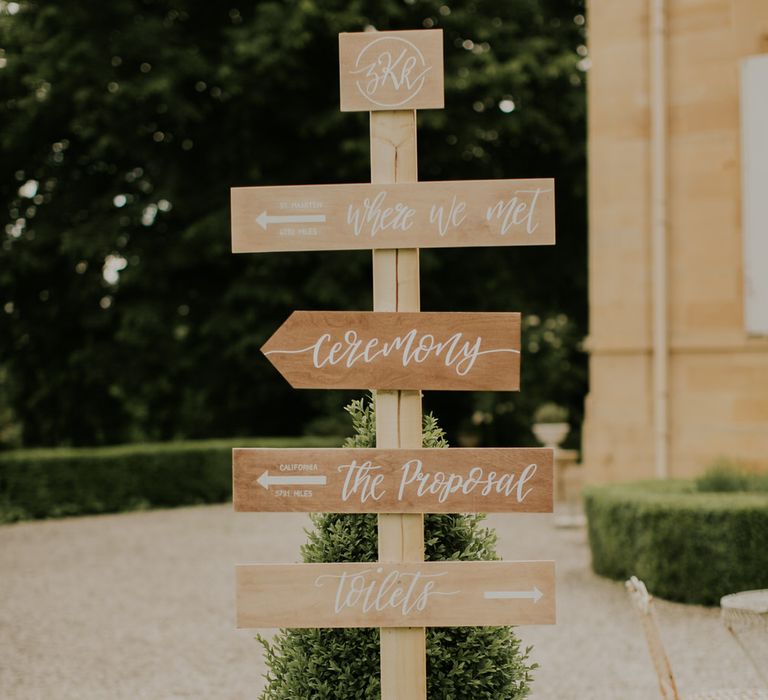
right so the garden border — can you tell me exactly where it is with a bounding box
[0,436,339,523]
[584,481,768,605]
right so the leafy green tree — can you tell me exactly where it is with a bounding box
[0,0,586,446]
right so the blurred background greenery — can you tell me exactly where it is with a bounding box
[0,0,587,450]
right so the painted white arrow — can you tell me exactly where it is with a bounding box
[256,211,327,230]
[484,587,543,603]
[255,470,328,490]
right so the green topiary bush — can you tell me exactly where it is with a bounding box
[695,460,768,493]
[585,480,768,605]
[259,397,536,699]
[0,436,339,523]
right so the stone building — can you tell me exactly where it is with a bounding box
[583,1,768,481]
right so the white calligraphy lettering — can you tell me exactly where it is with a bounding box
[397,460,539,503]
[351,37,431,107]
[429,195,467,236]
[265,328,520,377]
[485,188,549,235]
[315,567,458,616]
[347,191,416,238]
[338,460,386,503]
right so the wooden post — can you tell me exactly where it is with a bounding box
[370,110,426,699]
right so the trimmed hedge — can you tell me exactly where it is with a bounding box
[0,436,340,523]
[585,481,768,605]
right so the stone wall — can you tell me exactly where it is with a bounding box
[583,0,768,481]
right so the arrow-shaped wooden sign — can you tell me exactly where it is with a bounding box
[261,311,521,390]
[231,179,555,253]
[233,448,553,513]
[236,560,555,628]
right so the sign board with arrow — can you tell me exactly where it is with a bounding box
[228,27,561,698]
[236,560,556,628]
[230,179,555,253]
[261,311,521,391]
[233,447,553,513]
[339,29,444,112]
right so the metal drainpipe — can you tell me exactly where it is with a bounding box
[650,0,669,479]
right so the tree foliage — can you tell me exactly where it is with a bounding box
[0,0,586,446]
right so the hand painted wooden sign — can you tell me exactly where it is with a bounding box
[236,560,556,628]
[339,29,444,112]
[261,311,521,391]
[233,447,553,513]
[230,179,555,253]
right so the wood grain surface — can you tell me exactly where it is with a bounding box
[230,179,555,253]
[260,311,522,390]
[236,560,556,628]
[233,447,553,513]
[339,30,444,112]
[369,109,427,699]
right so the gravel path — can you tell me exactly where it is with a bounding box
[1,506,762,699]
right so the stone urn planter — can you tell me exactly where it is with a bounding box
[532,421,570,449]
[532,403,584,527]
[532,402,570,448]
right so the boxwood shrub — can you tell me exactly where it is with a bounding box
[0,436,339,523]
[584,480,768,605]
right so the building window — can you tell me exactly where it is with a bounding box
[741,54,768,336]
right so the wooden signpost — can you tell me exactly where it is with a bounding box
[261,311,521,390]
[236,561,556,628]
[229,29,559,700]
[233,447,553,513]
[231,178,555,253]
